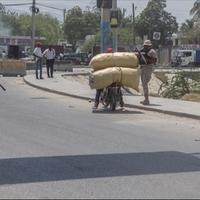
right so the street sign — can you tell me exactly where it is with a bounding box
[153,32,161,40]
[30,6,39,14]
[110,10,119,28]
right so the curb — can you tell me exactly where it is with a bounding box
[23,75,200,120]
[23,76,91,101]
[124,103,200,120]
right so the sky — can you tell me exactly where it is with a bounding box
[0,0,196,25]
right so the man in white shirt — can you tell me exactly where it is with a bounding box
[33,42,43,79]
[43,46,56,78]
[2,50,6,59]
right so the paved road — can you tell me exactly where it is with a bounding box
[0,77,200,199]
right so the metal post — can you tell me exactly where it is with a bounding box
[63,9,66,23]
[132,3,136,46]
[100,6,110,53]
[31,0,36,52]
[112,0,118,52]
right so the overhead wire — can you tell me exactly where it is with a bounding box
[1,0,194,23]
[36,3,64,11]
[2,3,32,6]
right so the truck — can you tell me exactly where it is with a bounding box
[172,49,200,67]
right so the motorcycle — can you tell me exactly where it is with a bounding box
[100,82,124,111]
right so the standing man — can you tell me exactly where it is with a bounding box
[33,42,43,79]
[43,46,56,78]
[139,40,157,105]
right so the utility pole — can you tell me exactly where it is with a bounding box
[63,9,66,23]
[100,2,110,53]
[31,0,36,52]
[132,3,136,47]
[112,0,118,52]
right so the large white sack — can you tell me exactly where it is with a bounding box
[89,52,139,71]
[89,67,139,91]
[121,68,140,90]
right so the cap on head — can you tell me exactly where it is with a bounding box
[107,47,113,53]
[143,40,152,46]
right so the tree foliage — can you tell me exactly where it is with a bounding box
[178,1,200,44]
[63,6,100,50]
[179,19,198,44]
[0,10,62,44]
[135,0,178,45]
[190,0,200,20]
[80,34,100,53]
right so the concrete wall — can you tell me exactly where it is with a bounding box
[0,59,26,76]
[26,60,73,72]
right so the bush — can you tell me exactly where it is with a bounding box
[159,72,190,99]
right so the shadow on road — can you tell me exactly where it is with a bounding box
[92,108,144,114]
[0,151,200,185]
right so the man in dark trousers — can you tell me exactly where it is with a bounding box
[43,46,56,78]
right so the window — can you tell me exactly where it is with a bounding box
[183,52,192,57]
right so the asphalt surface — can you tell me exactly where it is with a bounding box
[0,77,200,199]
[24,70,200,120]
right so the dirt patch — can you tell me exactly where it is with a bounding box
[181,93,200,102]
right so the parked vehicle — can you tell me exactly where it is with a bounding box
[76,53,90,65]
[63,52,89,65]
[172,49,200,67]
[100,83,124,111]
[63,53,78,63]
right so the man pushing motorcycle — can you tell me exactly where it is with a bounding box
[93,47,124,110]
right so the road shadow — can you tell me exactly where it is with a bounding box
[145,104,161,107]
[31,97,50,100]
[92,108,143,114]
[0,151,200,185]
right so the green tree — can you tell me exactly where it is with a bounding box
[80,34,100,53]
[0,10,62,44]
[35,14,62,44]
[0,10,21,35]
[135,0,178,45]
[190,0,200,20]
[179,19,196,43]
[179,0,200,44]
[117,9,135,47]
[63,6,100,51]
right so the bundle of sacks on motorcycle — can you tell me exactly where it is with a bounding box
[89,52,140,91]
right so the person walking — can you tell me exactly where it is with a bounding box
[33,42,43,79]
[139,40,157,105]
[43,46,56,78]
